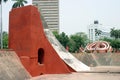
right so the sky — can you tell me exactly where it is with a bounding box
[2,0,120,35]
[2,0,32,32]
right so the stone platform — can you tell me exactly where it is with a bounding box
[30,66,120,80]
[30,72,120,80]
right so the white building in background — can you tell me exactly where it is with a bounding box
[32,0,59,32]
[88,21,110,42]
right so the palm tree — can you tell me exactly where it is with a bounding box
[110,28,120,39]
[95,29,102,36]
[12,0,28,8]
[0,0,8,49]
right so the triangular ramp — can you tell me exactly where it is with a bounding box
[44,29,90,71]
[40,8,90,71]
[0,50,31,80]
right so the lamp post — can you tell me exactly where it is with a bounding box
[0,1,3,49]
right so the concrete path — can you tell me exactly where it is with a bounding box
[29,66,120,80]
[30,72,120,80]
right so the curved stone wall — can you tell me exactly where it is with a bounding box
[85,41,112,53]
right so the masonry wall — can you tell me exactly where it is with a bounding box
[9,5,71,76]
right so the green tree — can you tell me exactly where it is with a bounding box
[0,0,8,49]
[75,32,89,46]
[12,0,28,8]
[70,34,83,52]
[52,31,59,40]
[95,29,102,36]
[110,39,120,52]
[100,37,112,43]
[101,37,120,52]
[2,31,8,49]
[58,32,69,48]
[67,39,76,52]
[110,28,120,39]
[69,32,88,52]
[53,31,69,48]
[53,32,89,53]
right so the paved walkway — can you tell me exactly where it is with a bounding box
[30,66,120,80]
[30,72,120,80]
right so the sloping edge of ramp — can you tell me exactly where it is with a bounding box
[44,29,90,71]
[0,50,31,80]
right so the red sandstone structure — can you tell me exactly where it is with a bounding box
[9,6,73,76]
[85,41,112,53]
[2,5,120,80]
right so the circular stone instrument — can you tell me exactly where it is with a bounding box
[86,41,112,53]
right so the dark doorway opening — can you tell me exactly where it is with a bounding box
[38,48,44,64]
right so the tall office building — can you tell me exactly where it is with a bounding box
[32,0,59,32]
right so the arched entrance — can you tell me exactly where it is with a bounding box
[38,48,44,64]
